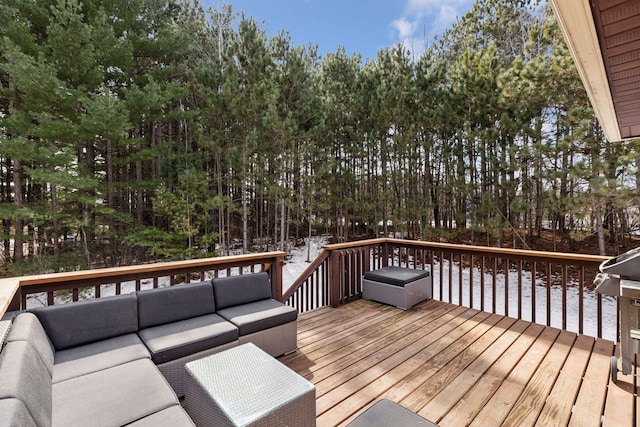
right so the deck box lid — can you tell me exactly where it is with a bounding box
[363,266,430,287]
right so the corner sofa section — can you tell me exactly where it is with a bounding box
[0,272,298,426]
[213,272,298,357]
[0,299,192,427]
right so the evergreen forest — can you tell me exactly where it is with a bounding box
[1,0,638,274]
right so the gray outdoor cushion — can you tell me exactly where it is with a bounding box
[5,312,55,374]
[125,405,195,427]
[212,272,273,310]
[138,313,239,364]
[0,341,52,427]
[31,293,139,350]
[363,266,431,287]
[53,358,178,427]
[346,399,439,427]
[53,333,151,383]
[137,282,215,329]
[217,298,298,336]
[0,398,37,427]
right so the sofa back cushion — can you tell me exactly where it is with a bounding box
[137,282,216,329]
[0,341,52,427]
[31,294,139,351]
[212,272,272,310]
[6,313,55,375]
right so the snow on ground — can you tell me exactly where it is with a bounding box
[430,259,617,342]
[23,237,617,342]
[282,237,327,291]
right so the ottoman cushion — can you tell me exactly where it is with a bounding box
[363,266,430,287]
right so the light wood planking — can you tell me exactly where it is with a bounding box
[281,298,636,427]
[536,334,595,426]
[569,338,615,426]
[501,330,576,426]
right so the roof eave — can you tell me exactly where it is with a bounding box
[549,0,622,142]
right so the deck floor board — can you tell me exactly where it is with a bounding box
[281,299,638,427]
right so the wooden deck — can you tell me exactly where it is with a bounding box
[280,298,639,427]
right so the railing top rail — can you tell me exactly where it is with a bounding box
[0,279,19,318]
[283,249,330,302]
[14,252,286,287]
[322,238,610,264]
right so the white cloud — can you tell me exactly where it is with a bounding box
[388,0,473,58]
[391,18,418,40]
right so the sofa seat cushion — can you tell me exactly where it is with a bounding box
[0,398,37,427]
[53,333,151,383]
[125,405,195,426]
[217,299,298,336]
[138,313,239,364]
[0,341,52,427]
[52,358,178,427]
[5,313,55,375]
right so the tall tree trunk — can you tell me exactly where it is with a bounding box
[135,124,144,226]
[13,159,23,263]
[242,144,248,254]
[51,166,59,255]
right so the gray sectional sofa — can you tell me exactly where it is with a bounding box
[0,272,298,426]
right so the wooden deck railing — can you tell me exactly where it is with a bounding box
[0,239,615,340]
[283,238,614,340]
[0,252,286,318]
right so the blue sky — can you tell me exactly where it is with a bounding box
[209,0,476,61]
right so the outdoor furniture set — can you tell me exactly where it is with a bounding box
[0,272,301,426]
[0,264,434,426]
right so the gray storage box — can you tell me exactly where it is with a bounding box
[362,266,431,310]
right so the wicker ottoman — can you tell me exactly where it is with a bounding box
[184,343,316,427]
[362,266,431,310]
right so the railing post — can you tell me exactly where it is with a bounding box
[330,250,341,308]
[269,255,284,302]
[363,246,371,274]
[8,287,22,312]
[381,241,390,268]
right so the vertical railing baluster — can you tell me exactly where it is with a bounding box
[505,259,510,317]
[598,291,603,339]
[562,265,568,331]
[480,256,486,312]
[579,267,584,335]
[469,255,474,310]
[532,262,537,324]
[492,257,497,315]
[546,264,552,327]
[517,260,523,320]
[439,251,444,301]
[459,253,463,306]
[448,252,453,304]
